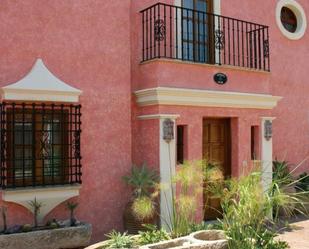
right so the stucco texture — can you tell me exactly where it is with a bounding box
[0,0,132,242]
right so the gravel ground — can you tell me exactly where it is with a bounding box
[276,218,309,249]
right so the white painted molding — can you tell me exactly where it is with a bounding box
[213,0,221,15]
[1,59,82,103]
[276,0,307,40]
[2,185,81,222]
[135,87,282,109]
[138,114,180,120]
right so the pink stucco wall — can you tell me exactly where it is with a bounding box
[0,0,132,242]
[0,0,309,244]
[132,0,309,172]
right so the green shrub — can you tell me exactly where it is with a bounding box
[189,222,223,233]
[132,196,156,221]
[273,160,293,187]
[105,230,133,249]
[137,225,170,245]
[217,170,298,249]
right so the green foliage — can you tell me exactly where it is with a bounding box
[28,198,43,228]
[163,160,222,237]
[295,172,309,192]
[21,224,32,233]
[217,170,298,249]
[189,222,223,233]
[169,160,204,237]
[273,160,293,187]
[138,225,170,245]
[66,201,79,226]
[132,196,156,220]
[123,164,159,198]
[105,230,134,249]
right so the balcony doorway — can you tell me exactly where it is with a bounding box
[181,0,214,63]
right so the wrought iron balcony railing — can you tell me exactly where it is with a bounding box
[141,3,270,71]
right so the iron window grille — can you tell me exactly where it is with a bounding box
[0,102,82,189]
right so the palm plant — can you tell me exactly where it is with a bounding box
[123,163,160,233]
[28,198,43,228]
[123,164,159,199]
[66,201,79,226]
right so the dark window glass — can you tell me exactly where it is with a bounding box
[281,7,297,33]
[177,126,185,164]
[182,0,213,62]
[0,103,82,188]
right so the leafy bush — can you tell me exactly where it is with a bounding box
[189,222,222,233]
[217,171,297,249]
[132,196,156,220]
[105,230,133,249]
[138,225,170,245]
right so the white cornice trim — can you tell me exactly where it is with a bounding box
[135,87,282,110]
[138,114,180,120]
[1,59,82,103]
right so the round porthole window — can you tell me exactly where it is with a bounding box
[276,0,307,40]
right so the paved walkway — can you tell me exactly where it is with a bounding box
[276,219,309,249]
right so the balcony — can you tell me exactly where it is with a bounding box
[140,3,270,72]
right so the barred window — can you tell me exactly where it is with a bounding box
[0,102,82,189]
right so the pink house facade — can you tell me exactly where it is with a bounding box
[0,0,308,243]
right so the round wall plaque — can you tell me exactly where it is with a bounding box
[214,73,228,85]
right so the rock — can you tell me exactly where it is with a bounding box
[21,224,32,233]
[0,223,92,249]
[6,225,22,234]
[58,219,71,227]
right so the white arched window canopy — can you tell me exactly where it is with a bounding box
[1,58,82,103]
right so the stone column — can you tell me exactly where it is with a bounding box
[159,115,179,230]
[261,117,275,192]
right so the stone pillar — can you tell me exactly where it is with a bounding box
[261,117,275,192]
[159,115,179,231]
[137,114,179,231]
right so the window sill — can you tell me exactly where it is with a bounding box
[140,58,271,74]
[2,185,81,221]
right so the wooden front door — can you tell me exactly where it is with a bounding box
[203,118,231,220]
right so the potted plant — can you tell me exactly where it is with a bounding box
[122,164,159,234]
